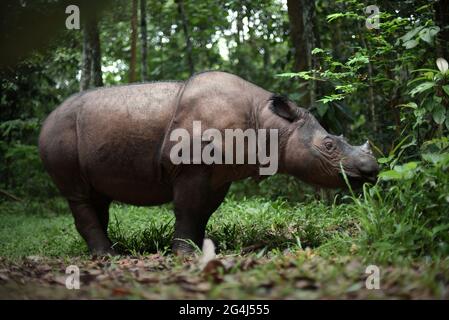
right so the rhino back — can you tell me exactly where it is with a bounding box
[174,71,270,130]
[40,81,182,205]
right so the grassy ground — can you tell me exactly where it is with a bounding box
[0,194,448,299]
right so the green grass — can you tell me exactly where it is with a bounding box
[0,197,357,259]
[1,184,448,265]
[108,196,360,256]
[0,200,87,259]
[1,169,449,299]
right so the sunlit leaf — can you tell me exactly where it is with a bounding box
[379,170,402,180]
[436,58,449,74]
[311,48,324,55]
[275,72,301,78]
[409,82,435,96]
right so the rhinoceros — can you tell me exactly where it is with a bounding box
[38,71,379,255]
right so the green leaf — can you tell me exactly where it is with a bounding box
[413,107,426,126]
[326,13,345,22]
[311,48,324,55]
[403,39,419,49]
[275,72,301,78]
[433,95,443,104]
[380,162,419,181]
[442,85,449,96]
[397,161,418,172]
[378,157,392,164]
[379,170,403,180]
[431,224,449,237]
[399,26,424,42]
[398,102,418,109]
[419,26,440,44]
[318,94,345,104]
[422,153,449,165]
[432,104,446,125]
[423,98,436,112]
[347,54,369,66]
[409,82,435,96]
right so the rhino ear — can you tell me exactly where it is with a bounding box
[269,95,300,122]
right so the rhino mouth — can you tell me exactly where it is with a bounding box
[340,172,377,187]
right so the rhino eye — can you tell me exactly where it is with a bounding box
[324,141,334,151]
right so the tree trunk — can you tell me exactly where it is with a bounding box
[140,0,148,81]
[287,0,316,106]
[177,0,194,75]
[303,0,316,106]
[90,13,103,87]
[80,21,92,91]
[287,0,307,72]
[80,13,103,91]
[360,26,377,133]
[435,0,449,59]
[129,0,138,83]
[330,3,343,61]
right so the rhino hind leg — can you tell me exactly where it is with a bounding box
[90,194,112,235]
[172,167,230,255]
[39,117,115,255]
[68,198,115,256]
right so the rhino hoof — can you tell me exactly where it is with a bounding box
[91,247,118,258]
[172,240,197,256]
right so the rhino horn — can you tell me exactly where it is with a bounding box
[360,140,372,154]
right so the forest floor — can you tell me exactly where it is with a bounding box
[1,198,448,299]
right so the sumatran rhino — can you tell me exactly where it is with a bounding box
[39,71,379,255]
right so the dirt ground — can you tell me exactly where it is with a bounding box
[1,251,447,300]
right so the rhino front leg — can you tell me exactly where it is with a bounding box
[172,168,230,255]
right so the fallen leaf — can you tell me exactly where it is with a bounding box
[0,273,10,281]
[137,272,160,284]
[112,287,131,297]
[181,281,211,293]
[295,279,319,290]
[96,274,110,282]
[202,259,226,283]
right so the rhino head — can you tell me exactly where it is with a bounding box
[266,95,379,188]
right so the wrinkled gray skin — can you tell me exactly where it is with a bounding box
[39,71,379,255]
